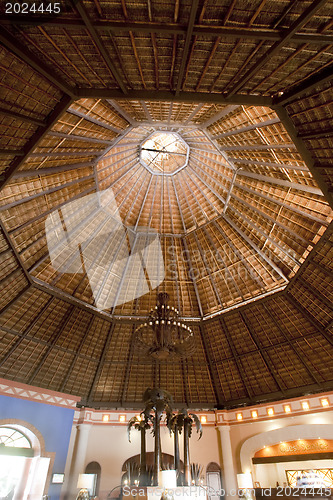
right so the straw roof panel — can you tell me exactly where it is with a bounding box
[0,1,332,407]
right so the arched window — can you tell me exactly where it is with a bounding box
[85,461,101,497]
[0,427,32,451]
[0,422,52,500]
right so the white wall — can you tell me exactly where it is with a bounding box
[80,424,221,499]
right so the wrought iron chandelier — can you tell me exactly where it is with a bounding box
[133,292,196,361]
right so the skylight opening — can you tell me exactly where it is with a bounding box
[140,131,189,174]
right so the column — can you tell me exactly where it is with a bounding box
[219,425,238,500]
[62,423,92,500]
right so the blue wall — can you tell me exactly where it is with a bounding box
[0,394,74,500]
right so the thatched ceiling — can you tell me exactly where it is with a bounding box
[0,0,332,409]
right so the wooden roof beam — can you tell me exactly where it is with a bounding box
[211,219,267,291]
[86,323,116,404]
[261,302,323,387]
[227,205,301,266]
[0,27,75,97]
[0,94,73,190]
[218,316,254,400]
[106,100,137,126]
[226,0,329,96]
[273,106,333,209]
[239,310,287,394]
[48,131,115,145]
[222,214,289,282]
[76,89,273,106]
[236,169,323,196]
[2,17,333,44]
[221,143,296,151]
[234,180,328,225]
[213,117,280,139]
[0,221,32,285]
[285,293,333,348]
[199,105,239,128]
[28,305,75,384]
[182,237,204,317]
[0,284,32,318]
[228,157,308,171]
[0,297,55,368]
[0,107,45,127]
[70,0,127,94]
[175,0,200,94]
[274,61,333,105]
[67,108,123,133]
[198,323,226,407]
[202,226,245,301]
[183,103,205,124]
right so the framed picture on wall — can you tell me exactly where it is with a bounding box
[52,474,65,484]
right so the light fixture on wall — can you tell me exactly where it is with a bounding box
[133,292,196,360]
[251,410,258,419]
[284,405,291,413]
[102,414,109,422]
[321,398,329,407]
[119,415,126,422]
[200,415,207,424]
[267,408,274,416]
[236,413,243,421]
[302,401,310,411]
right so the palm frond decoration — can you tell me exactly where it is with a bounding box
[127,413,151,442]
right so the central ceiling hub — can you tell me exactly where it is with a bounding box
[140,131,189,175]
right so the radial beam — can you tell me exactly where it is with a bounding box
[199,105,239,128]
[239,310,287,393]
[218,316,253,399]
[0,94,73,190]
[234,180,328,225]
[285,293,333,347]
[223,214,289,282]
[70,0,127,94]
[211,219,267,290]
[227,0,329,96]
[120,325,137,405]
[182,237,204,317]
[273,106,333,208]
[0,27,75,97]
[213,117,280,139]
[67,108,123,133]
[0,221,32,284]
[76,88,273,106]
[198,324,226,407]
[228,157,308,171]
[175,0,200,94]
[59,315,96,393]
[86,323,116,403]
[237,169,323,195]
[48,131,115,145]
[28,305,75,384]
[261,302,323,387]
[275,61,333,105]
[106,100,137,125]
[0,297,54,368]
[0,107,45,127]
[221,143,296,151]
[0,173,94,211]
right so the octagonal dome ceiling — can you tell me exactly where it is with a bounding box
[0,99,331,320]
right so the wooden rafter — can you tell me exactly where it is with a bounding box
[0,94,73,190]
[70,0,127,94]
[226,0,329,96]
